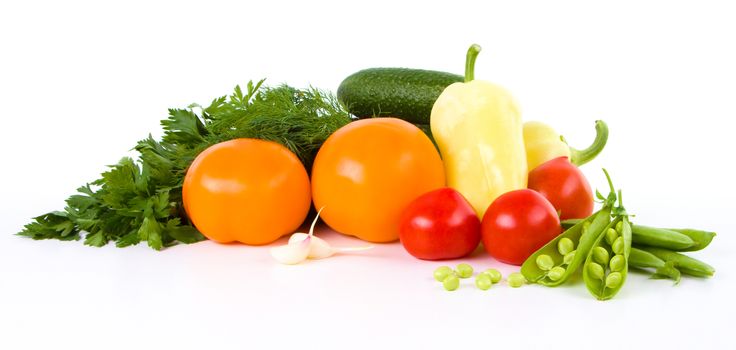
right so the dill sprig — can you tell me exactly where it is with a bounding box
[18,80,352,250]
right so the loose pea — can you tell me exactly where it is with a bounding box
[609,254,625,272]
[536,254,555,271]
[588,262,605,280]
[456,263,473,278]
[482,269,502,284]
[605,228,618,246]
[563,250,576,265]
[475,274,492,290]
[605,272,623,289]
[508,272,526,288]
[547,266,566,281]
[433,266,454,282]
[443,275,460,291]
[612,237,624,255]
[615,221,623,233]
[557,238,574,255]
[592,247,610,265]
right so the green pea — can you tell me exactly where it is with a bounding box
[557,237,574,255]
[612,237,624,255]
[482,269,502,284]
[475,274,492,290]
[615,221,623,233]
[588,262,605,280]
[609,254,625,272]
[455,263,473,278]
[547,266,566,281]
[508,272,526,288]
[605,228,618,246]
[443,274,460,291]
[536,254,554,271]
[605,272,623,289]
[563,250,576,265]
[433,266,454,282]
[592,247,610,265]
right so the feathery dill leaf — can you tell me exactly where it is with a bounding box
[18,81,352,250]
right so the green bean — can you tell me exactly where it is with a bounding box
[507,272,526,288]
[604,228,618,246]
[563,250,576,265]
[592,247,610,265]
[521,207,612,286]
[612,237,624,255]
[631,225,695,250]
[547,266,566,281]
[587,262,605,280]
[482,269,502,284]
[536,254,554,271]
[605,272,623,289]
[636,245,715,277]
[609,254,625,272]
[443,274,460,291]
[557,238,574,255]
[667,228,717,252]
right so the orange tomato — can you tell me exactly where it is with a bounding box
[311,118,446,243]
[182,138,311,245]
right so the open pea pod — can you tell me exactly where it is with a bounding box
[582,216,630,300]
[521,206,612,286]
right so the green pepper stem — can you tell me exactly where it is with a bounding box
[464,44,482,82]
[566,120,609,166]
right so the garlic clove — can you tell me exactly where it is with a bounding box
[307,236,335,259]
[288,232,310,245]
[270,237,311,265]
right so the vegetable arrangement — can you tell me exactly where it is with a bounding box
[18,44,716,300]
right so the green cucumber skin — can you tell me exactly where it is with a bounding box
[337,68,463,125]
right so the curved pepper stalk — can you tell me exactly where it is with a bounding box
[566,120,609,166]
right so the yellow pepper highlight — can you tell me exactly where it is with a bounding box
[524,120,609,171]
[430,45,527,218]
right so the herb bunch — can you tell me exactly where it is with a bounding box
[18,80,352,250]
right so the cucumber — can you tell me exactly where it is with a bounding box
[337,68,462,124]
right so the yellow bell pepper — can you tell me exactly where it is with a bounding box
[523,120,609,171]
[430,45,527,218]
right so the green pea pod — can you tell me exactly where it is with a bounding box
[583,217,628,300]
[666,228,716,252]
[560,219,582,230]
[629,247,681,283]
[635,245,715,278]
[631,225,695,250]
[522,207,612,286]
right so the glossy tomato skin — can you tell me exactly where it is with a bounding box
[527,156,594,220]
[311,118,446,243]
[481,189,561,265]
[182,139,311,245]
[399,188,481,260]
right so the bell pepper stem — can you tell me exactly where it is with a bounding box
[465,44,482,82]
[566,120,609,166]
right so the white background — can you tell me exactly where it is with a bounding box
[1,1,735,349]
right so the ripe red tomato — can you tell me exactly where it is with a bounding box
[527,156,593,220]
[399,188,481,260]
[481,189,561,265]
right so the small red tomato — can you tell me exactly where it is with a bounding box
[527,156,594,220]
[399,188,481,260]
[481,189,561,265]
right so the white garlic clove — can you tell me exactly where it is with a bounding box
[270,237,311,265]
[306,236,335,259]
